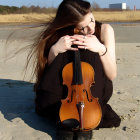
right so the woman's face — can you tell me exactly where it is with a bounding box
[76,12,95,35]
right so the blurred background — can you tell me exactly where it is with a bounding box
[0,0,140,23]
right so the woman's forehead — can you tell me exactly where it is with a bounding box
[78,12,94,27]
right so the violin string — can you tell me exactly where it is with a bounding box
[82,66,85,104]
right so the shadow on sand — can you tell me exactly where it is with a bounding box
[0,79,56,140]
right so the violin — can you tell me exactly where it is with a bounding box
[59,37,102,131]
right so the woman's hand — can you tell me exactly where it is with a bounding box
[48,35,78,65]
[71,34,106,54]
[52,35,78,55]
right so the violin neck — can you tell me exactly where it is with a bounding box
[72,45,83,85]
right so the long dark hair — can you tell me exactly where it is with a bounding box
[27,0,92,91]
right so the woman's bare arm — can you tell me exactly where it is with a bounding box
[100,24,117,80]
[48,44,59,65]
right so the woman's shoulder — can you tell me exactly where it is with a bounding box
[101,23,114,33]
[94,21,114,43]
[100,23,114,42]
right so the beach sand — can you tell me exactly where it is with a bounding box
[0,24,140,140]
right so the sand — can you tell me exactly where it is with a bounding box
[0,24,140,140]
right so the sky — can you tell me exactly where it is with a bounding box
[0,0,139,9]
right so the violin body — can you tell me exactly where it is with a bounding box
[60,61,102,131]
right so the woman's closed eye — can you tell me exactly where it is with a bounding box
[80,27,85,31]
[80,18,94,31]
[91,18,94,23]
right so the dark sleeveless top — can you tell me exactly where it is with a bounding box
[35,21,121,128]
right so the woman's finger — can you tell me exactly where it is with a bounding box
[71,36,85,42]
[73,41,86,46]
[69,38,76,42]
[78,45,88,50]
[70,47,79,51]
[73,34,85,38]
[66,38,76,46]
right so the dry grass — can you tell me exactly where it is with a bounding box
[93,11,140,22]
[0,11,140,24]
[0,13,55,24]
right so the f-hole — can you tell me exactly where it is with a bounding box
[83,89,92,102]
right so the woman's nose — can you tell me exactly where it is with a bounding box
[88,25,92,32]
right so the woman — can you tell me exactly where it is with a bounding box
[32,0,121,139]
